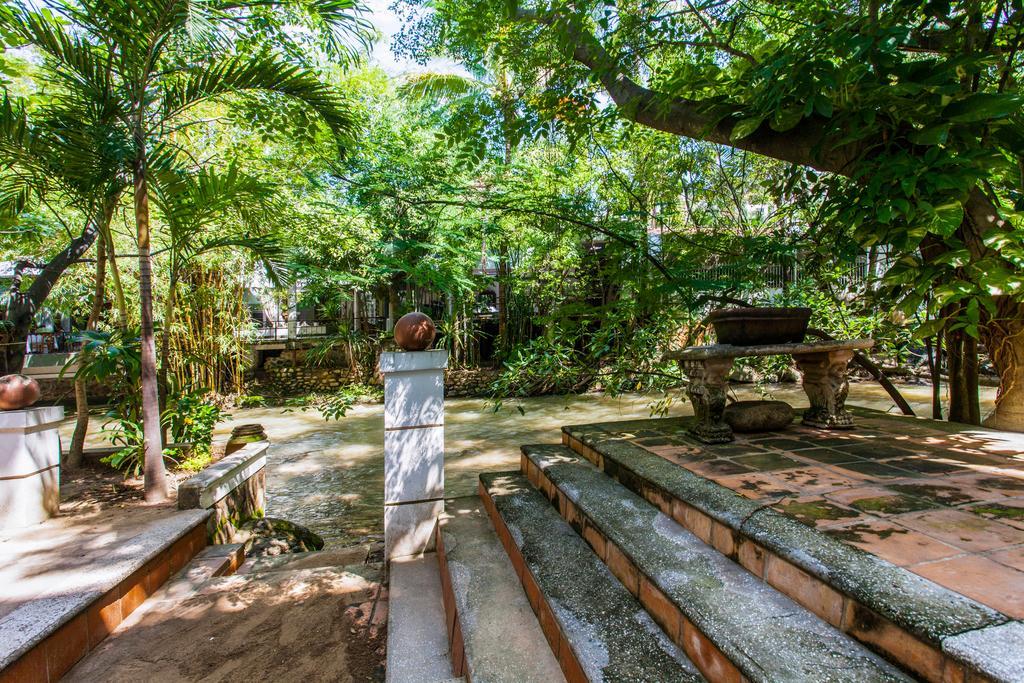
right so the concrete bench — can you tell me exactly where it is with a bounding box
[178,440,268,543]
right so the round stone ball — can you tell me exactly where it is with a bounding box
[394,312,437,351]
[0,374,41,411]
[724,400,794,433]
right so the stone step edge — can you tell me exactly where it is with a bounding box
[477,474,702,683]
[475,478,585,683]
[436,517,468,680]
[558,428,1018,683]
[435,500,565,683]
[0,510,212,683]
[522,445,913,683]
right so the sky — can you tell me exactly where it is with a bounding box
[363,0,465,77]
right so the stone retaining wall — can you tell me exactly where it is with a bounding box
[258,361,499,398]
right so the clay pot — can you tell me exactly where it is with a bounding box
[0,374,41,410]
[709,307,812,346]
[394,312,436,351]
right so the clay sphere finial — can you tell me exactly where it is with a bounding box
[0,374,41,410]
[394,312,436,351]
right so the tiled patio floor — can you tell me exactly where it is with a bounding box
[600,407,1024,619]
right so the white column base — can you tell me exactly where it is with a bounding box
[0,406,64,529]
[381,350,447,561]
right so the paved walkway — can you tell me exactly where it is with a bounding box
[601,408,1024,618]
[0,502,179,621]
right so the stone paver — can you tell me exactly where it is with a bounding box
[597,409,1024,619]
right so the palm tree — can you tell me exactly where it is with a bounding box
[9,0,367,501]
[151,163,289,428]
[0,74,130,468]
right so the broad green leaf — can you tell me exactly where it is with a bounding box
[943,93,1024,123]
[730,116,764,141]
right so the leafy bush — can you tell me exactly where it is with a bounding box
[236,394,267,408]
[164,391,226,459]
[283,383,383,421]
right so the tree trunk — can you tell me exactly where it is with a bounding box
[945,327,981,425]
[387,277,400,332]
[158,279,177,445]
[103,223,129,327]
[497,241,509,354]
[68,203,113,469]
[925,335,943,420]
[133,133,168,503]
[2,222,103,373]
[982,301,1024,431]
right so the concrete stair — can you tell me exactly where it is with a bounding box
[478,472,704,682]
[521,444,910,682]
[427,418,1024,682]
[560,423,1019,682]
[437,499,564,682]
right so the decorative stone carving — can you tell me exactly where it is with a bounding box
[793,349,856,429]
[669,339,872,443]
[683,357,734,444]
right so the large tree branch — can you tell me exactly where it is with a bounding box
[520,9,863,176]
[23,220,100,311]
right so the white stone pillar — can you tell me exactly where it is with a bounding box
[0,405,64,529]
[381,349,447,560]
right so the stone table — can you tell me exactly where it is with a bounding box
[664,339,874,443]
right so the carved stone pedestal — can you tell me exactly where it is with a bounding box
[682,358,734,444]
[793,349,856,429]
[669,339,873,444]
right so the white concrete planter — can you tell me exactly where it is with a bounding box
[0,406,64,529]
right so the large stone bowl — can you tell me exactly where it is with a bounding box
[0,374,41,410]
[709,307,812,346]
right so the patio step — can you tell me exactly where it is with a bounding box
[559,425,1019,682]
[236,544,380,575]
[435,497,564,682]
[479,471,704,682]
[522,444,912,683]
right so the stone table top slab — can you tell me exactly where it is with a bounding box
[665,339,874,361]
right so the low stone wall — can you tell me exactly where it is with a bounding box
[444,368,499,397]
[258,360,499,398]
[178,441,268,544]
[33,377,111,404]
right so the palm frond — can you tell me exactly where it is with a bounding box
[399,72,488,104]
[254,0,374,63]
[161,53,358,138]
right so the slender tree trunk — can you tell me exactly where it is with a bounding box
[925,335,943,420]
[387,276,400,332]
[68,200,115,468]
[497,242,509,354]
[866,245,879,291]
[946,326,981,425]
[133,131,168,502]
[103,223,129,327]
[158,278,177,445]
